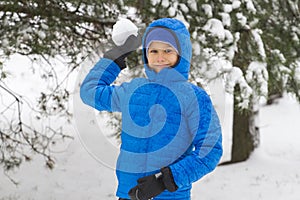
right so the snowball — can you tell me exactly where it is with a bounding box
[112,18,138,46]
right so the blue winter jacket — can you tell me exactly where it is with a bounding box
[80,18,223,199]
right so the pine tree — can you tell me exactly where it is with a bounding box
[256,0,300,103]
[0,0,126,181]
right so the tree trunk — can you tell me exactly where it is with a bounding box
[228,28,261,163]
[231,86,259,163]
[266,71,283,105]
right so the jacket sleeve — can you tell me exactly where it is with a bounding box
[80,58,123,112]
[169,87,223,188]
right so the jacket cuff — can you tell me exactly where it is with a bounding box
[161,167,178,192]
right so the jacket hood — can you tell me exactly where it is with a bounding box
[142,18,192,81]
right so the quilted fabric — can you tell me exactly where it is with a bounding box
[80,18,223,200]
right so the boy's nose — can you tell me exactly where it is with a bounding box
[157,52,165,62]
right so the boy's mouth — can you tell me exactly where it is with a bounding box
[154,64,170,68]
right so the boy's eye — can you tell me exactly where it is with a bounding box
[149,49,158,53]
[164,49,174,53]
[148,48,176,54]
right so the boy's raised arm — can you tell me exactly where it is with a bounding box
[80,58,122,111]
[80,34,141,112]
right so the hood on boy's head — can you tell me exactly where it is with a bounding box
[142,18,192,80]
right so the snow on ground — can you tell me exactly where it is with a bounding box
[193,94,300,200]
[1,55,300,200]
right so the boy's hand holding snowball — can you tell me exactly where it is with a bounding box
[103,18,141,70]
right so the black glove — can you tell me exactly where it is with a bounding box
[128,167,178,200]
[103,34,141,70]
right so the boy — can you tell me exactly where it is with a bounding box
[80,18,223,200]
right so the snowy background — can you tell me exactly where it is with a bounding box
[1,54,300,200]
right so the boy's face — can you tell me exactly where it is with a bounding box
[147,42,179,73]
